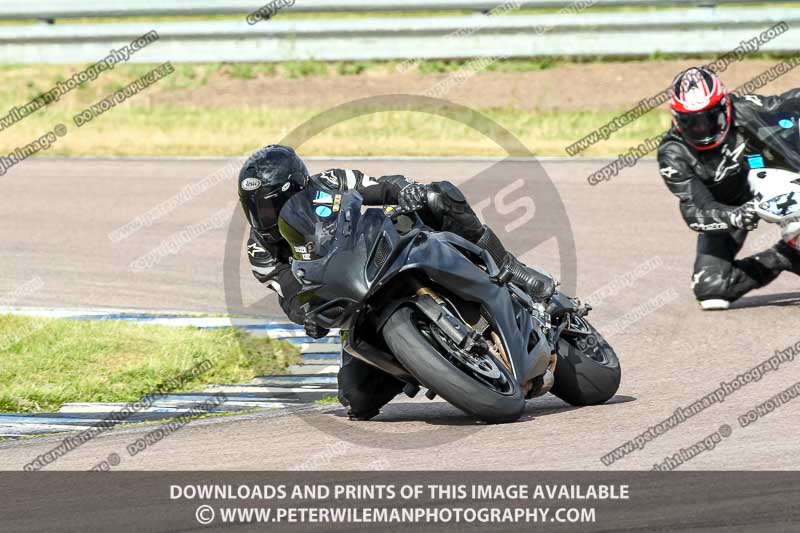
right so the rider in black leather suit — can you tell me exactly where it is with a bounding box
[239,144,554,419]
[657,66,800,309]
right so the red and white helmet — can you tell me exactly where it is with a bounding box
[670,67,732,150]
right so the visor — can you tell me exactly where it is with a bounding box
[674,99,729,148]
[254,192,281,227]
[241,186,294,241]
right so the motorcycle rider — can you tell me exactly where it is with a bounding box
[239,144,554,419]
[658,67,800,310]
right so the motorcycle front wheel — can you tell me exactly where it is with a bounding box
[383,306,525,423]
[551,317,621,406]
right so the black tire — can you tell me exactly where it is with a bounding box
[551,319,621,406]
[383,307,525,423]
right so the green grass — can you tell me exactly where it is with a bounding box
[282,59,330,78]
[2,52,791,95]
[0,102,672,157]
[316,395,339,405]
[336,61,371,76]
[0,61,672,157]
[0,54,789,98]
[0,60,680,156]
[0,315,300,413]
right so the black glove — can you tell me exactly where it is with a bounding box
[727,201,759,231]
[397,183,429,213]
[304,317,330,339]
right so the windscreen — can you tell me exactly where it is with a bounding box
[746,106,800,171]
[278,186,343,260]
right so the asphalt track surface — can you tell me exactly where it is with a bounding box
[1,157,799,471]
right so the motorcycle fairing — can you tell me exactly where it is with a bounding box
[288,191,552,386]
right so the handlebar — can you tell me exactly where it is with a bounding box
[383,204,417,220]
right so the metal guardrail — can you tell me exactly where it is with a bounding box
[0,3,796,63]
[0,0,795,19]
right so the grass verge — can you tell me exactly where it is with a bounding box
[0,314,300,413]
[316,395,339,405]
[2,103,670,157]
[0,60,679,157]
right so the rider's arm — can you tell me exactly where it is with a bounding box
[314,168,412,205]
[776,88,800,110]
[657,142,739,233]
[357,174,413,205]
[247,229,305,324]
[748,89,800,112]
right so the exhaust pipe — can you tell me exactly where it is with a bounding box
[526,353,557,398]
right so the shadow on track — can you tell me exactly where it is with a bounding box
[324,395,636,426]
[731,292,800,309]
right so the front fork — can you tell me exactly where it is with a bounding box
[548,295,597,358]
[419,283,561,399]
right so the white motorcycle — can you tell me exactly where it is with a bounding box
[748,165,800,251]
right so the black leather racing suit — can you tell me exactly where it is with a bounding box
[657,90,800,302]
[246,168,485,415]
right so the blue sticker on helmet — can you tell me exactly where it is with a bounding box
[315,205,333,217]
[779,118,795,129]
[747,154,765,169]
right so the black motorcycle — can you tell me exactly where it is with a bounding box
[278,186,621,423]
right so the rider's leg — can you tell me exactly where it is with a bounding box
[273,266,306,324]
[423,181,555,301]
[474,225,555,301]
[338,351,405,420]
[693,230,799,310]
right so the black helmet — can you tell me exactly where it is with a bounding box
[238,144,308,242]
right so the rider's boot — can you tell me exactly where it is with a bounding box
[779,239,800,274]
[475,226,555,302]
[696,240,800,311]
[338,352,405,421]
[767,240,800,281]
